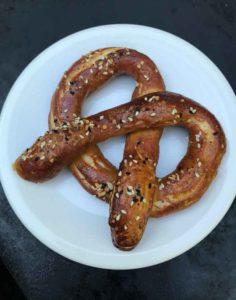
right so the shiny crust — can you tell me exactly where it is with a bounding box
[49,47,164,202]
[14,92,226,250]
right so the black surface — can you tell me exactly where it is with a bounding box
[0,1,235,299]
[0,261,25,299]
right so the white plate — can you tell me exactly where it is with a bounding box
[0,24,235,270]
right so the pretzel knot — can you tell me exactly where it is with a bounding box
[14,48,226,251]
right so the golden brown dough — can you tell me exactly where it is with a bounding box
[14,92,226,250]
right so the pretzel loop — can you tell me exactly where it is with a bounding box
[49,47,165,205]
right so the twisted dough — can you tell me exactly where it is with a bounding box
[49,47,165,205]
[14,92,226,250]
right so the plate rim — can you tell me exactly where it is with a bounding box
[0,24,236,270]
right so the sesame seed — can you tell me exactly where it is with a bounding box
[195,172,200,178]
[115,192,120,198]
[144,74,149,81]
[198,161,202,167]
[79,135,84,139]
[102,125,107,129]
[40,141,46,149]
[189,107,197,114]
[136,216,140,221]
[124,225,128,230]
[116,214,121,221]
[137,64,141,69]
[140,61,144,65]
[197,143,201,148]
[99,115,104,120]
[129,162,133,167]
[124,159,127,163]
[148,96,156,102]
[127,186,135,196]
[150,112,156,117]
[52,144,56,149]
[90,69,93,74]
[49,158,54,163]
[74,117,81,124]
[129,155,133,158]
[121,119,126,124]
[118,171,122,177]
[21,155,26,161]
[135,111,140,116]
[144,97,148,101]
[85,131,90,136]
[130,201,134,206]
[180,98,185,102]
[133,159,138,163]
[128,117,133,122]
[154,200,166,208]
[107,182,113,190]
[172,108,178,115]
[116,124,121,129]
[121,209,127,214]
[159,183,165,191]
[195,135,200,142]
[40,156,45,160]
[103,72,108,75]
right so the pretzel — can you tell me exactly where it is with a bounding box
[49,47,165,203]
[14,92,226,250]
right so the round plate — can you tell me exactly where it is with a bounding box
[0,24,235,270]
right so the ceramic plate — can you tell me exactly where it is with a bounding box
[0,24,235,269]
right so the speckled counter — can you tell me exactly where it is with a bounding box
[0,1,235,299]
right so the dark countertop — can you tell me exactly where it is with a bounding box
[0,1,235,299]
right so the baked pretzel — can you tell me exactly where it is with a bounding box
[49,47,165,203]
[14,92,226,250]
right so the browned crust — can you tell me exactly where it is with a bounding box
[49,47,165,250]
[49,47,164,203]
[14,92,226,250]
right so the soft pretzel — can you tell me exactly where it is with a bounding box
[49,47,165,204]
[14,92,226,250]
